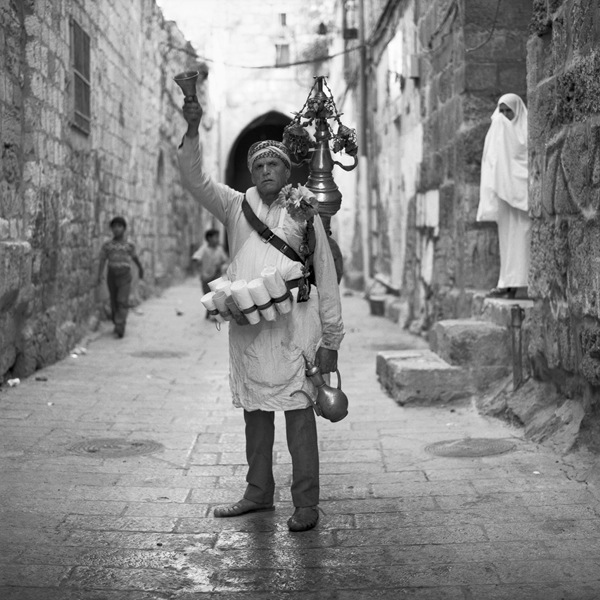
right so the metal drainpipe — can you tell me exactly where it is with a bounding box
[511,304,525,391]
[358,0,372,282]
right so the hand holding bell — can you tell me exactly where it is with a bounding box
[174,70,199,103]
[175,71,203,137]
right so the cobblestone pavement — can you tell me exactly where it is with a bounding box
[1,280,600,599]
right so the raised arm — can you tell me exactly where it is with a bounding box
[178,101,239,224]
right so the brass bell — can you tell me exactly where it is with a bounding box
[174,70,199,103]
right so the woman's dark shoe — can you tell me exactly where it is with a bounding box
[487,287,516,299]
[287,506,319,532]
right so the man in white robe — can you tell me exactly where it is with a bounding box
[477,93,530,298]
[178,100,344,532]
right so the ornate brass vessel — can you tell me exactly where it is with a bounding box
[291,356,349,423]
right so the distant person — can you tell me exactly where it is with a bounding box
[477,93,530,299]
[192,229,229,314]
[97,216,144,338]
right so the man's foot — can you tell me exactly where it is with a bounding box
[213,498,274,518]
[287,506,319,532]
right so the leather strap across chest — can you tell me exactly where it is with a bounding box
[241,197,303,264]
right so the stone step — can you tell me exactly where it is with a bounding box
[480,297,534,328]
[376,349,474,406]
[429,319,511,367]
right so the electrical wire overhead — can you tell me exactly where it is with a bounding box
[165,43,364,69]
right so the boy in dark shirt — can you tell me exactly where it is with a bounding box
[97,216,144,338]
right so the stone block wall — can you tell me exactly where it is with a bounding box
[407,0,532,329]
[347,0,531,327]
[0,0,211,379]
[368,0,422,298]
[527,0,600,415]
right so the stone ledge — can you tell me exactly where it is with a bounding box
[429,319,511,367]
[376,349,474,406]
[480,297,535,328]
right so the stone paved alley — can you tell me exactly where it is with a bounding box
[1,281,600,599]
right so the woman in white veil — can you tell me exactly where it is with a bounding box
[477,93,530,299]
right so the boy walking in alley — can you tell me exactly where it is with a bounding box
[97,216,144,338]
[192,228,228,317]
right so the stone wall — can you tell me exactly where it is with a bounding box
[527,0,600,445]
[354,0,531,328]
[368,0,423,302]
[0,0,211,379]
[411,0,532,329]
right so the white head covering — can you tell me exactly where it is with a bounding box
[477,93,529,221]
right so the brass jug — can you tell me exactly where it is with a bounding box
[291,357,348,423]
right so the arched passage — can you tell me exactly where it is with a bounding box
[225,111,310,192]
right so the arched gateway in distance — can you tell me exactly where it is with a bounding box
[225,110,310,192]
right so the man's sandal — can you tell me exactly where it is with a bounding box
[213,499,274,518]
[287,506,320,532]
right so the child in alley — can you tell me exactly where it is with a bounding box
[97,216,144,338]
[192,228,229,318]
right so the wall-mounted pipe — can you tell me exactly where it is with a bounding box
[511,304,525,391]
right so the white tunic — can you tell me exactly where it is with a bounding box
[477,93,531,288]
[496,199,531,288]
[178,136,344,411]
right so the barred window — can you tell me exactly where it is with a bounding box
[70,19,91,134]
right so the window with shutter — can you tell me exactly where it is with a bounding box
[70,19,91,134]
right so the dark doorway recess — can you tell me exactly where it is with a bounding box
[226,111,310,192]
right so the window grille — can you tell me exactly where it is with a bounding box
[279,13,287,27]
[70,19,91,134]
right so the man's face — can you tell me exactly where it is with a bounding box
[207,234,219,247]
[251,156,290,199]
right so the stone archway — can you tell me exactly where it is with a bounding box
[225,111,310,192]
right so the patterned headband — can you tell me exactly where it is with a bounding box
[247,140,291,172]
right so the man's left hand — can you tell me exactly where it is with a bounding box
[315,347,338,374]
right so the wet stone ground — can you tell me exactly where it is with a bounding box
[1,281,600,599]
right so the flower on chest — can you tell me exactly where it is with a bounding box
[276,184,318,223]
